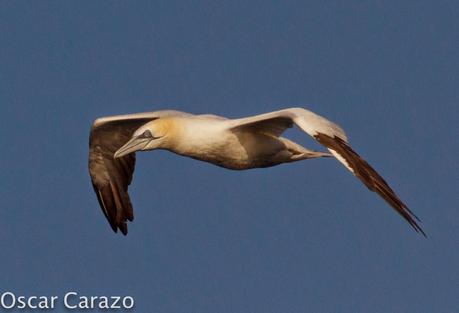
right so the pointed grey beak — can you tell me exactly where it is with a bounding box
[114,136,150,158]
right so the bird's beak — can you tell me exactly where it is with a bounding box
[114,136,150,158]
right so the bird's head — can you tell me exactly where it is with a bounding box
[114,119,173,158]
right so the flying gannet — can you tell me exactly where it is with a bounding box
[88,108,425,236]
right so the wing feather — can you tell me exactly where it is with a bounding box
[227,107,425,235]
[231,116,293,136]
[315,133,425,236]
[88,110,188,235]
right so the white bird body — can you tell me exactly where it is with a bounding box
[133,110,331,170]
[89,107,425,236]
[163,116,243,167]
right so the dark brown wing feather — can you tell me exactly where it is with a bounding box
[89,110,190,235]
[89,118,153,235]
[315,133,426,237]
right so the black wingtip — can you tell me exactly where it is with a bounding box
[415,227,427,238]
[420,229,427,238]
[412,222,427,238]
[405,207,422,223]
[119,222,128,235]
[314,133,427,238]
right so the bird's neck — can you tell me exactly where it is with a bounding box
[164,118,225,158]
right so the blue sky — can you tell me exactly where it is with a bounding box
[0,1,458,312]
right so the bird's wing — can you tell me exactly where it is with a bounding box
[231,115,293,137]
[228,108,425,236]
[89,110,189,235]
[196,114,228,121]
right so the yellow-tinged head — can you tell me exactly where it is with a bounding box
[114,118,179,158]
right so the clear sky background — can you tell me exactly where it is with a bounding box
[0,1,458,312]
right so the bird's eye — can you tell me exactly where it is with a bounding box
[140,130,153,138]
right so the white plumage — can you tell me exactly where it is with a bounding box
[88,107,425,236]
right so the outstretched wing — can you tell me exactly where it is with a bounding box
[228,108,425,236]
[88,110,188,235]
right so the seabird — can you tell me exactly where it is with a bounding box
[88,108,425,236]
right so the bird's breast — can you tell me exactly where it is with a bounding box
[168,125,286,170]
